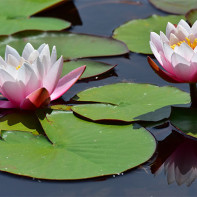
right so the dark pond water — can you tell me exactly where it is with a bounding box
[2,0,197,196]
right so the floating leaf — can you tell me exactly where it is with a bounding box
[185,9,197,25]
[0,17,70,36]
[149,0,197,14]
[0,32,129,60]
[0,111,43,135]
[135,106,172,122]
[0,110,156,179]
[113,15,185,54]
[63,60,116,80]
[0,1,70,35]
[0,0,65,17]
[71,83,190,122]
[170,107,197,139]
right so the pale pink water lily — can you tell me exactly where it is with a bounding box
[0,43,86,110]
[148,19,197,83]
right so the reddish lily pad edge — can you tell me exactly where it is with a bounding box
[63,60,117,80]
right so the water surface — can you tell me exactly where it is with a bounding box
[2,1,196,196]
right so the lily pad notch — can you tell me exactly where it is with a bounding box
[0,110,157,180]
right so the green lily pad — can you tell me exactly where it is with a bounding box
[0,1,70,35]
[149,0,197,14]
[0,17,70,36]
[113,15,185,54]
[170,107,197,139]
[0,0,64,17]
[71,83,190,122]
[49,105,71,111]
[0,32,129,60]
[185,9,197,25]
[0,111,43,135]
[63,60,116,80]
[0,110,156,180]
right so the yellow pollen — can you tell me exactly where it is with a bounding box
[171,37,197,50]
[16,65,21,70]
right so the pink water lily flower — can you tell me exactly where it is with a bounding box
[148,19,197,83]
[0,43,86,110]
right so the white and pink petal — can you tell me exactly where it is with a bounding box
[1,81,25,106]
[5,45,20,62]
[178,19,191,34]
[150,32,163,52]
[43,56,63,94]
[192,20,197,37]
[28,50,39,64]
[166,22,176,39]
[171,53,192,82]
[160,31,169,43]
[176,25,189,41]
[174,42,194,62]
[50,65,86,101]
[22,43,35,60]
[169,33,179,46]
[51,46,57,65]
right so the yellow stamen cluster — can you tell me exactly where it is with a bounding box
[171,37,197,50]
[16,65,21,70]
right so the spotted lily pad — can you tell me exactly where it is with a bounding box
[0,110,156,180]
[71,83,190,122]
[0,0,70,35]
[63,60,116,80]
[0,32,129,60]
[113,15,185,54]
[170,107,197,139]
[149,0,197,14]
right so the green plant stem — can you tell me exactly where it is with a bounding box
[189,83,197,108]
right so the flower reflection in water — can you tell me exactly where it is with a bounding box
[151,130,197,186]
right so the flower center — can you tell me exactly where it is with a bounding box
[171,37,197,50]
[16,65,21,70]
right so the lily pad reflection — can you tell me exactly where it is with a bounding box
[151,131,197,186]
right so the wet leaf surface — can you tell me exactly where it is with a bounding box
[0,110,156,179]
[0,17,70,36]
[170,107,197,139]
[0,0,70,35]
[0,0,64,17]
[0,32,129,59]
[71,83,190,122]
[63,60,116,80]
